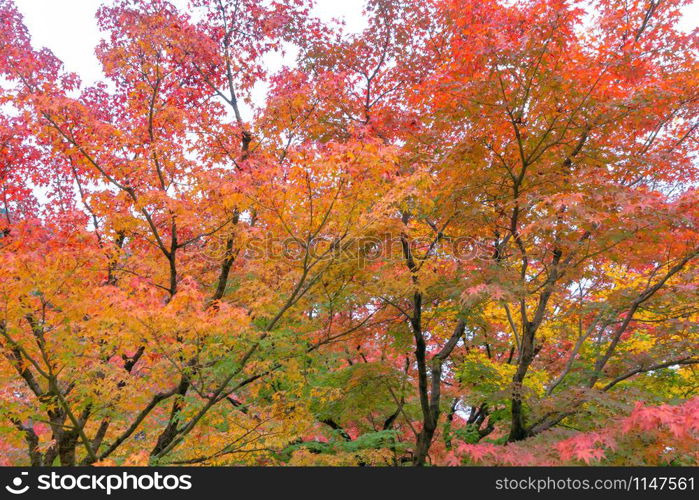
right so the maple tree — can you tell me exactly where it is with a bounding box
[0,0,697,466]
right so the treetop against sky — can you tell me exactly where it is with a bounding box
[0,0,697,466]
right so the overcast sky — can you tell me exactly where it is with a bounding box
[11,0,699,89]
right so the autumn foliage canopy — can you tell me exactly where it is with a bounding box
[0,0,697,466]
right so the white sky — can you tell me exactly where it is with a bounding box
[6,0,697,208]
[13,0,367,87]
[10,0,699,91]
